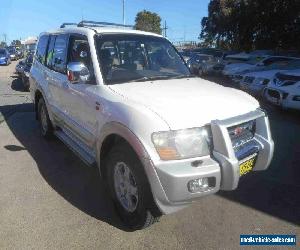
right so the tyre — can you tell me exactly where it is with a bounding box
[38,98,53,138]
[22,76,30,91]
[105,143,160,230]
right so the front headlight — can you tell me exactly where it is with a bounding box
[152,127,212,160]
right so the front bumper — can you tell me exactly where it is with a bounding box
[265,87,300,110]
[0,59,8,65]
[147,109,274,214]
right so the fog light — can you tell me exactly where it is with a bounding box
[188,178,210,193]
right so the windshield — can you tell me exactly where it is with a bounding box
[96,34,190,84]
[28,44,36,51]
[0,49,6,56]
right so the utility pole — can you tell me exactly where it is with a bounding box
[163,21,168,37]
[122,0,125,25]
[3,34,7,43]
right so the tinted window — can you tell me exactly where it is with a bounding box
[36,35,49,64]
[52,34,69,74]
[46,35,56,68]
[0,49,6,55]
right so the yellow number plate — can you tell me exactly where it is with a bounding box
[239,156,256,176]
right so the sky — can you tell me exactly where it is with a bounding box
[0,0,210,44]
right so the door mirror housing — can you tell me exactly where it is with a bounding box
[67,62,90,83]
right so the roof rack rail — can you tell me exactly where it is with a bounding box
[77,20,133,29]
[60,22,78,28]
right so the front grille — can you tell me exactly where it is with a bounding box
[227,120,256,157]
[244,76,254,84]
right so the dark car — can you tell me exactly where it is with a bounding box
[178,50,194,62]
[0,48,11,65]
[16,49,24,59]
[8,47,18,60]
[192,48,224,59]
[187,53,217,76]
[19,54,33,91]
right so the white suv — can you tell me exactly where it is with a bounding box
[30,21,274,229]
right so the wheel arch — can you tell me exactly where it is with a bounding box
[97,122,150,179]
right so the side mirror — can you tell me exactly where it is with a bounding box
[67,62,90,84]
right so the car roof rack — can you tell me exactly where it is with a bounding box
[77,20,133,29]
[60,22,78,28]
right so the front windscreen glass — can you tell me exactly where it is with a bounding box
[96,34,190,84]
[0,49,6,56]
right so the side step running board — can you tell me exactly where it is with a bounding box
[54,130,96,167]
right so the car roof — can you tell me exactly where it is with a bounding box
[41,26,163,39]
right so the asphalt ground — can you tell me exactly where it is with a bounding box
[0,61,299,249]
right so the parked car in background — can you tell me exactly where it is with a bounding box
[26,43,36,55]
[264,70,300,110]
[187,53,218,76]
[178,50,194,62]
[30,21,274,230]
[231,56,298,83]
[223,56,297,79]
[16,49,24,59]
[249,50,274,57]
[240,61,300,97]
[223,52,252,65]
[8,47,18,60]
[19,54,33,91]
[15,59,25,74]
[0,48,11,65]
[239,70,280,97]
[192,48,223,59]
[223,56,266,77]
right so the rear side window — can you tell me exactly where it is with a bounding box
[52,34,69,74]
[46,35,56,68]
[36,35,49,64]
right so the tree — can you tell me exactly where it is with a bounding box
[134,10,162,35]
[200,0,300,51]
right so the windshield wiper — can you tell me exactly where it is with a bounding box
[127,75,174,82]
[127,77,150,82]
[168,74,196,79]
[126,74,195,83]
